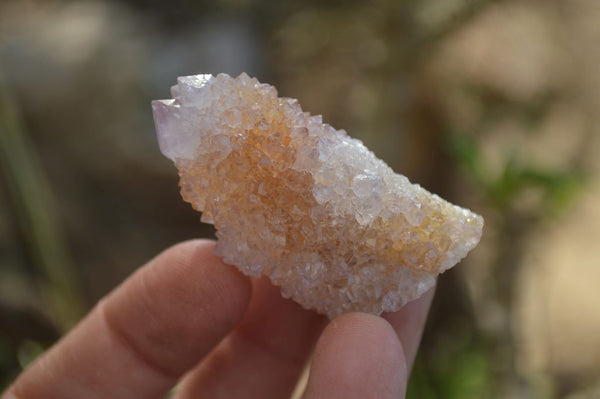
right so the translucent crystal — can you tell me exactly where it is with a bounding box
[152,73,484,318]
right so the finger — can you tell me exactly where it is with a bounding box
[5,240,251,399]
[302,313,407,399]
[383,286,435,372]
[175,277,327,399]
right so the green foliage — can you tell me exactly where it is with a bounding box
[408,334,490,399]
[0,334,18,392]
[16,340,45,370]
[0,338,50,392]
[446,133,587,217]
[0,81,85,330]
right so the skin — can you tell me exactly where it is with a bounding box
[2,240,434,399]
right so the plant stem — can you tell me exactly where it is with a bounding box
[0,76,84,330]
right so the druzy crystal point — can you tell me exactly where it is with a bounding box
[153,73,483,318]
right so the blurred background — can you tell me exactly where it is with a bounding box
[1,0,599,397]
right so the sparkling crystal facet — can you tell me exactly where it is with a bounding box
[152,73,484,318]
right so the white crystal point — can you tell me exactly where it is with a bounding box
[152,74,215,161]
[153,73,484,318]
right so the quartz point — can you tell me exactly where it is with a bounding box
[152,73,483,318]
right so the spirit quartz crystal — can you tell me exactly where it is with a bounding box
[153,73,483,318]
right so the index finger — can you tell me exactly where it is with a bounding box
[3,240,251,399]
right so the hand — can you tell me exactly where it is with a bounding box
[2,240,433,399]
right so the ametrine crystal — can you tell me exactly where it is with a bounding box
[153,73,483,318]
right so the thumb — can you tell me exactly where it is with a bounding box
[302,313,407,399]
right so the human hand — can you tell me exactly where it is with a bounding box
[2,240,433,399]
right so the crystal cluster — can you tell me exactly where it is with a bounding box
[153,73,483,318]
